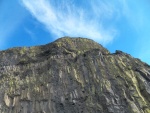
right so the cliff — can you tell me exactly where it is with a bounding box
[0,37,150,113]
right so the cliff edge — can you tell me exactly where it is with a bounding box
[0,37,150,113]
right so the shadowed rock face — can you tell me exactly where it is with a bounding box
[0,37,150,113]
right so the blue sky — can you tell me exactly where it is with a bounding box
[0,0,150,64]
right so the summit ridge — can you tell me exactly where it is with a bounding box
[0,37,150,113]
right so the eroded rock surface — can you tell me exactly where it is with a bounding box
[0,37,150,113]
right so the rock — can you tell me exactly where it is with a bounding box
[0,37,150,113]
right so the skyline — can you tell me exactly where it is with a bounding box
[0,0,150,64]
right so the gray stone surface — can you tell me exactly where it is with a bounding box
[0,37,150,113]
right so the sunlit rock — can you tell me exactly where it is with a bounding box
[0,37,150,113]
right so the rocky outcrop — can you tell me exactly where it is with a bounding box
[0,37,150,113]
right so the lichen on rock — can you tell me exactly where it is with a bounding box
[0,37,150,113]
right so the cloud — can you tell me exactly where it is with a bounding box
[21,0,120,45]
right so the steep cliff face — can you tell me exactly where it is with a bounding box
[0,37,150,113]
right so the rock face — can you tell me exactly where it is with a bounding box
[0,37,150,113]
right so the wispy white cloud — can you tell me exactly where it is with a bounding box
[20,0,150,64]
[21,0,121,45]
